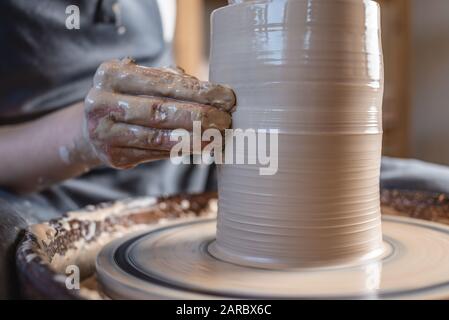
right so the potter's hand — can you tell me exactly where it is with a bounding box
[84,58,236,169]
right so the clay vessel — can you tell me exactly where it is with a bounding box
[210,0,384,268]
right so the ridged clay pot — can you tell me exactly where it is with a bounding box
[210,0,384,268]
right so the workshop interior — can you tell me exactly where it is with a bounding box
[2,0,449,301]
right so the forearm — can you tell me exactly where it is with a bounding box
[0,103,100,194]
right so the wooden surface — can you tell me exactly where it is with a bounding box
[174,0,205,78]
[376,0,411,157]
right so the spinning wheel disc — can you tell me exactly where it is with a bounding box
[97,216,449,299]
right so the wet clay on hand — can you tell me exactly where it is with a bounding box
[84,58,236,169]
[94,59,236,112]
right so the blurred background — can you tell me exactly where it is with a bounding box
[166,0,449,165]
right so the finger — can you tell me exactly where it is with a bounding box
[105,123,210,155]
[102,123,186,152]
[108,148,171,169]
[93,58,236,112]
[94,122,219,168]
[164,65,186,75]
[86,89,232,131]
[101,122,213,152]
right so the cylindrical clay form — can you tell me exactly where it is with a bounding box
[210,0,384,268]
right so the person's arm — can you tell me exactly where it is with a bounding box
[0,103,99,193]
[0,58,235,194]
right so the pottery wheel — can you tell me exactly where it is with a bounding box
[97,215,449,299]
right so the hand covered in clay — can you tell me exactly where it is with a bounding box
[84,58,236,169]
